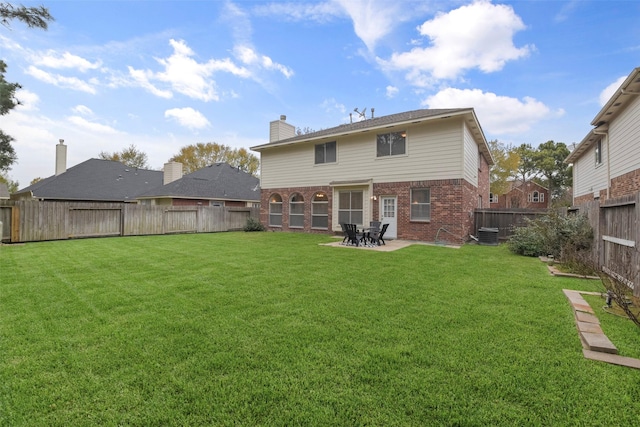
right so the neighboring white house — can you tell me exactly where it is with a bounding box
[250,109,492,243]
[566,67,640,205]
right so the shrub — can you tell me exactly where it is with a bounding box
[508,211,593,258]
[243,217,265,232]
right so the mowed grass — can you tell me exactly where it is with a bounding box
[1,232,640,426]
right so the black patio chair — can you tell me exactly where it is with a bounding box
[377,223,389,245]
[339,223,349,244]
[345,223,360,246]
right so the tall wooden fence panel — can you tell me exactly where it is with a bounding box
[473,209,549,241]
[572,193,640,297]
[0,200,259,243]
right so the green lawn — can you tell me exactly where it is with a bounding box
[1,232,639,426]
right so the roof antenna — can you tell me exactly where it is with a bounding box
[353,107,367,121]
[371,107,375,119]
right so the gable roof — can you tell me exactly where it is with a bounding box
[251,108,493,164]
[13,159,163,202]
[566,67,640,163]
[137,162,260,202]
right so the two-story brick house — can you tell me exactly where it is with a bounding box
[251,109,492,243]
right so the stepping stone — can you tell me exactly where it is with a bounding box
[580,332,618,354]
[576,321,603,334]
[583,350,640,370]
[575,311,600,324]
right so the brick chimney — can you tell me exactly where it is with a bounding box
[269,115,296,143]
[55,139,67,175]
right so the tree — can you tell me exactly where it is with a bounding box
[534,140,572,203]
[488,140,519,196]
[0,3,53,172]
[0,171,18,192]
[169,142,259,176]
[99,144,149,169]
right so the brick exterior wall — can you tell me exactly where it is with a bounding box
[610,169,640,199]
[260,177,483,243]
[260,186,333,235]
[478,153,491,209]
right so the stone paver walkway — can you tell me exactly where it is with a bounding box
[563,289,640,369]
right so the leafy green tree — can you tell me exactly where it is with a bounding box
[0,3,53,172]
[488,140,519,196]
[99,144,149,169]
[0,171,18,192]
[534,140,572,203]
[170,142,259,176]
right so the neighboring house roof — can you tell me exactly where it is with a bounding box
[13,159,163,202]
[251,108,493,165]
[566,67,640,163]
[137,162,260,202]
[0,182,9,199]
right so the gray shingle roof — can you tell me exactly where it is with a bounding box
[14,159,163,202]
[252,108,471,150]
[137,162,260,202]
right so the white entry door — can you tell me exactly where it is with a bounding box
[380,196,397,239]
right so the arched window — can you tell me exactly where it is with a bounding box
[312,192,328,229]
[269,194,282,226]
[289,193,304,228]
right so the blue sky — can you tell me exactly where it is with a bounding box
[2,0,639,187]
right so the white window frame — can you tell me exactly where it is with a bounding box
[315,141,336,164]
[410,188,431,221]
[269,194,282,227]
[338,191,363,226]
[311,192,329,229]
[289,193,304,228]
[489,193,498,204]
[376,131,406,157]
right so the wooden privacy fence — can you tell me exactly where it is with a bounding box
[572,193,640,297]
[473,209,549,241]
[0,200,259,243]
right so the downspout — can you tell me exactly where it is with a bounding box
[593,128,609,199]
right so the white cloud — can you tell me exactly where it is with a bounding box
[25,66,98,94]
[253,1,344,23]
[379,0,532,85]
[599,75,626,106]
[127,66,173,99]
[234,45,294,78]
[128,39,253,102]
[34,51,102,72]
[333,0,407,51]
[423,87,562,135]
[386,85,399,98]
[164,107,211,130]
[72,105,94,116]
[14,89,40,111]
[67,116,120,134]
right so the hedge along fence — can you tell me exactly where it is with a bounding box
[0,200,259,243]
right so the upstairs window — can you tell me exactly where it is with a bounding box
[315,141,336,164]
[376,131,406,157]
[595,139,602,165]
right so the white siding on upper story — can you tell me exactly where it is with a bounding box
[463,122,479,187]
[608,94,640,180]
[573,135,608,198]
[260,117,466,188]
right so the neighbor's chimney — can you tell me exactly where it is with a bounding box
[55,139,67,175]
[269,114,296,143]
[163,161,183,185]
